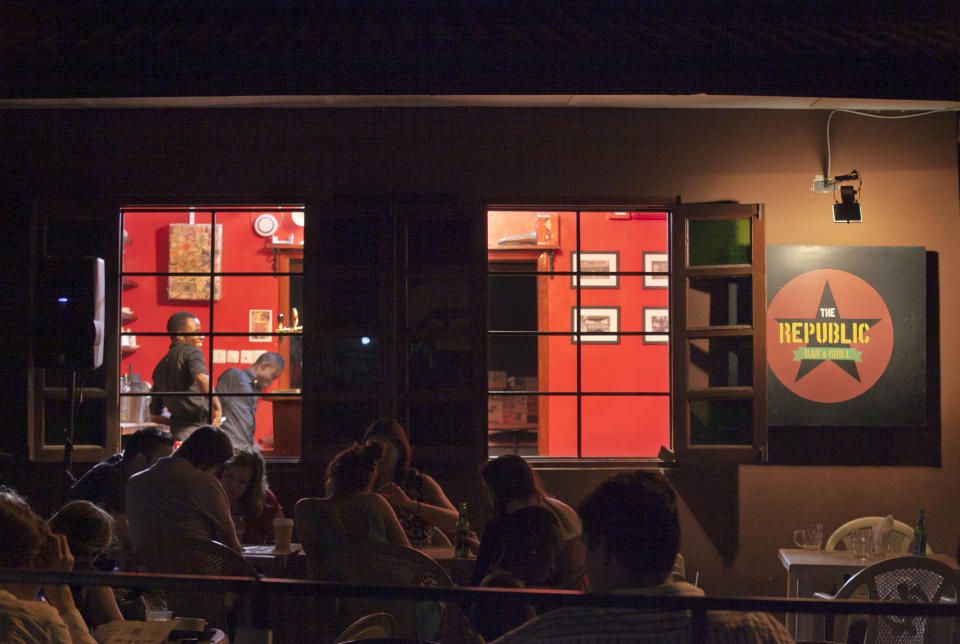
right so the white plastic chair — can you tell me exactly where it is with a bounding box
[814,555,960,643]
[826,516,933,554]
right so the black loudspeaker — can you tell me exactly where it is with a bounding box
[35,256,105,369]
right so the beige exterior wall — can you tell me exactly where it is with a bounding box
[4,106,958,598]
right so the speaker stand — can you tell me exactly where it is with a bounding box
[60,370,79,501]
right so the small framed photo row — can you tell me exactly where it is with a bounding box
[642,307,669,344]
[570,251,619,289]
[571,306,620,344]
[643,251,669,289]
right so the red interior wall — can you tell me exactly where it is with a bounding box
[120,209,303,447]
[544,211,670,457]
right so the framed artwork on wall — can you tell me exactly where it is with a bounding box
[643,307,669,344]
[571,306,620,344]
[570,251,619,288]
[643,251,669,289]
[249,309,272,342]
[167,223,223,300]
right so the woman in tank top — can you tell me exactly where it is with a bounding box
[362,418,459,546]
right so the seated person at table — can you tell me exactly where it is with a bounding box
[468,506,564,641]
[295,441,409,575]
[218,447,283,544]
[363,418,458,545]
[470,454,584,588]
[67,427,175,516]
[490,471,793,644]
[126,425,241,554]
[48,500,124,631]
[215,351,285,449]
[0,487,97,644]
[67,427,175,567]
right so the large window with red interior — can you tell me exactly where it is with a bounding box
[119,206,303,458]
[487,209,670,458]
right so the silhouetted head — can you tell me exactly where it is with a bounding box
[175,425,234,472]
[326,441,385,497]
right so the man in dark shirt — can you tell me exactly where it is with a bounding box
[67,426,176,568]
[67,426,176,515]
[215,351,285,449]
[149,312,222,441]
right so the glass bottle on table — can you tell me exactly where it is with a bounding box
[913,509,926,555]
[454,502,471,558]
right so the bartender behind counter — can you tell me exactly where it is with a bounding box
[215,352,285,449]
[149,312,221,441]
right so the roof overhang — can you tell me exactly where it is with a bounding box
[2,94,958,111]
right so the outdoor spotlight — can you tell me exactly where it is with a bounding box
[833,185,862,223]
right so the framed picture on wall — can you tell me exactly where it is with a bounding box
[643,251,669,289]
[571,306,620,344]
[570,251,619,288]
[643,307,669,344]
[249,309,272,342]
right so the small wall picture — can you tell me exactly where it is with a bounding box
[571,306,620,344]
[249,309,272,342]
[570,251,619,288]
[643,251,669,289]
[643,307,669,344]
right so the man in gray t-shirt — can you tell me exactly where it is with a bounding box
[215,352,284,448]
[149,312,221,441]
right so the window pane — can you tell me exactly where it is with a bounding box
[581,336,668,393]
[689,399,752,445]
[410,277,475,330]
[410,401,476,446]
[688,337,753,388]
[409,336,474,388]
[488,334,540,389]
[212,276,288,333]
[488,275,538,331]
[44,392,106,446]
[325,274,384,327]
[316,401,382,444]
[581,395,669,458]
[488,392,540,457]
[488,210,569,248]
[121,276,212,334]
[216,210,302,274]
[316,336,382,390]
[122,333,194,389]
[578,211,668,272]
[688,218,751,266]
[688,276,752,327]
[122,210,214,273]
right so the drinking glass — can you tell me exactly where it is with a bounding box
[851,527,872,560]
[792,523,823,550]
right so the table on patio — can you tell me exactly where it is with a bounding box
[779,548,958,640]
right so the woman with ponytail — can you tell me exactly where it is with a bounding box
[295,441,409,574]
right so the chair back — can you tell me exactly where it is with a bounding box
[320,541,452,640]
[124,538,259,630]
[831,555,960,643]
[333,612,399,642]
[827,516,932,554]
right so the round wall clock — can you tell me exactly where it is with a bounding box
[253,214,279,237]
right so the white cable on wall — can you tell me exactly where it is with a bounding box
[825,107,960,179]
